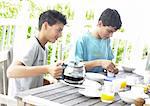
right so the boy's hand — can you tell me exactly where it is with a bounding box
[47,63,63,79]
[101,60,118,74]
[113,67,119,74]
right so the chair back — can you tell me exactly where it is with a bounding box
[0,94,17,106]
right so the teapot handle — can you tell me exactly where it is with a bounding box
[61,63,68,80]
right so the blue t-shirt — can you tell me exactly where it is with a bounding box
[75,32,114,73]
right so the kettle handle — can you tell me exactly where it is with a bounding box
[61,63,68,69]
[61,63,68,80]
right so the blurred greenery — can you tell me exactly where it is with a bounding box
[0,26,2,43]
[85,10,94,20]
[28,0,43,19]
[0,1,21,48]
[112,39,132,63]
[1,0,147,64]
[119,27,125,32]
[53,3,74,20]
[0,1,21,18]
[47,43,53,64]
[27,26,32,39]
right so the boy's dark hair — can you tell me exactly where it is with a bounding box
[99,8,122,30]
[38,10,67,30]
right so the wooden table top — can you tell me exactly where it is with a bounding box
[16,72,144,106]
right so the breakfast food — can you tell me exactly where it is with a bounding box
[144,84,150,94]
[134,98,145,106]
[101,93,115,103]
[120,81,127,89]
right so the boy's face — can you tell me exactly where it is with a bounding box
[45,22,64,43]
[97,21,116,39]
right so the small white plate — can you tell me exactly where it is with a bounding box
[85,72,107,82]
[126,76,139,86]
[122,65,135,73]
[78,88,101,98]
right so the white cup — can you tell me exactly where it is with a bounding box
[101,81,115,103]
[107,71,115,77]
[144,71,150,84]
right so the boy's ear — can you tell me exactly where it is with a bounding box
[97,21,103,27]
[43,22,49,30]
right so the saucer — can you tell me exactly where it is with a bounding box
[60,80,85,88]
[60,79,102,89]
[85,72,107,82]
[78,88,101,98]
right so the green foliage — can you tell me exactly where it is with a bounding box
[53,3,74,20]
[47,43,53,64]
[85,10,94,20]
[118,27,125,32]
[0,1,20,47]
[28,0,43,19]
[65,32,71,44]
[63,33,71,59]
[23,2,75,39]
[112,39,132,63]
[0,25,15,49]
[0,26,2,43]
[0,1,21,18]
[27,26,32,39]
[0,0,140,64]
[10,26,15,44]
[84,24,92,31]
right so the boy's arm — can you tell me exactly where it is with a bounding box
[83,60,101,71]
[83,60,118,74]
[7,60,63,78]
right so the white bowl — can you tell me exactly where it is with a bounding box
[118,91,149,104]
[122,66,135,72]
[118,91,135,103]
[82,79,102,89]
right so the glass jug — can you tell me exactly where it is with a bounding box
[101,81,115,103]
[62,61,86,84]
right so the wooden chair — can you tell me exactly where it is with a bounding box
[0,94,17,106]
[0,47,13,95]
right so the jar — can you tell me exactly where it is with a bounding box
[101,81,115,103]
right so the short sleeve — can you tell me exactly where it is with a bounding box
[21,46,37,66]
[18,38,38,66]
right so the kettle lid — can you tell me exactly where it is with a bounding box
[67,61,84,68]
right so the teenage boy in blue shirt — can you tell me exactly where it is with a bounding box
[75,8,122,74]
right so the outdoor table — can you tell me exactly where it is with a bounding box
[16,72,144,106]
